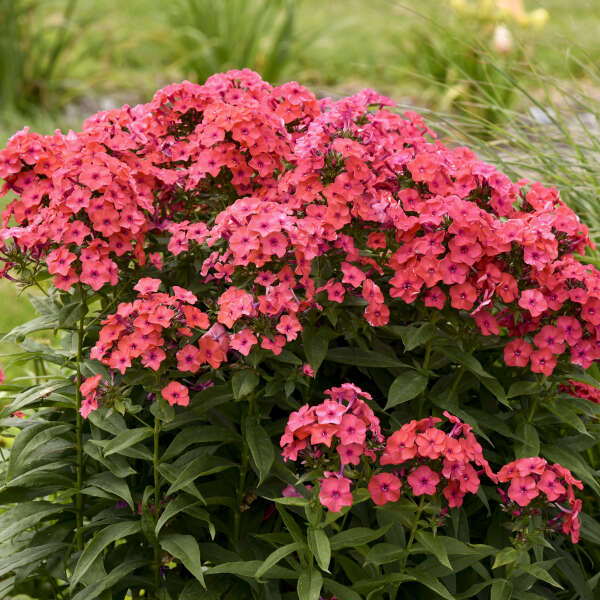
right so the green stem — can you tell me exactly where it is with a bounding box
[449,366,466,404]
[74,285,86,553]
[153,415,161,596]
[527,396,539,423]
[234,395,254,543]
[402,496,426,570]
[417,338,434,418]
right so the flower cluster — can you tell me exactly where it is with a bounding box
[91,278,215,376]
[1,70,600,381]
[497,457,583,542]
[559,379,600,404]
[373,411,497,508]
[282,384,584,544]
[280,383,384,512]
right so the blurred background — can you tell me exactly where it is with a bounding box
[1,0,600,374]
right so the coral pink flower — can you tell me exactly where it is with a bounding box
[161,381,190,407]
[337,443,363,465]
[407,465,440,496]
[315,400,347,425]
[368,473,402,506]
[230,329,258,356]
[508,476,539,506]
[319,476,353,512]
[141,348,166,371]
[416,428,446,459]
[80,374,102,396]
[504,339,532,367]
[133,278,161,294]
[533,325,565,355]
[338,414,367,446]
[302,364,315,378]
[443,480,465,508]
[276,314,302,341]
[538,470,566,501]
[530,348,557,376]
[46,247,77,276]
[310,424,338,448]
[562,499,582,543]
[518,289,548,318]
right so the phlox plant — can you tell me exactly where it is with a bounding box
[0,69,599,600]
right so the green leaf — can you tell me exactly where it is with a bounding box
[352,573,416,592]
[71,521,141,588]
[156,496,205,535]
[165,454,235,496]
[330,525,392,550]
[580,512,600,545]
[160,533,206,588]
[398,323,436,351]
[491,579,513,600]
[162,426,238,462]
[415,531,452,569]
[72,558,147,600]
[0,501,62,544]
[493,547,520,569]
[408,570,455,600]
[58,301,87,328]
[255,542,304,580]
[323,579,362,600]
[205,560,297,579]
[442,348,508,405]
[365,543,405,566]
[520,564,563,589]
[507,381,540,398]
[7,422,72,478]
[83,471,134,509]
[0,543,66,577]
[245,416,274,486]
[515,423,539,458]
[149,397,176,423]
[2,380,70,415]
[302,324,331,372]
[232,370,259,400]
[386,371,428,409]
[276,505,306,547]
[297,568,323,600]
[308,528,331,572]
[326,347,405,368]
[103,427,153,456]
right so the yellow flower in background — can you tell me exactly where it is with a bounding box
[450,0,548,28]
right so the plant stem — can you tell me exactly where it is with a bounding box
[449,365,466,404]
[402,496,426,570]
[234,395,254,543]
[527,396,538,423]
[153,415,161,596]
[74,285,86,552]
[417,338,434,418]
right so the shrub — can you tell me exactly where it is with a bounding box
[0,69,599,599]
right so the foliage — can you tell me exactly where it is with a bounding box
[0,70,599,599]
[394,0,548,125]
[168,0,318,85]
[0,0,89,114]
